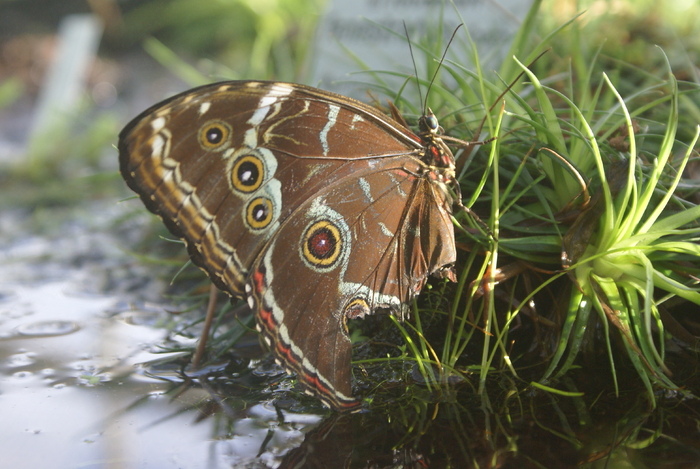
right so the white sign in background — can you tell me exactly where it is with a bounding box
[310,0,533,99]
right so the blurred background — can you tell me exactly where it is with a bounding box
[0,0,697,209]
[0,0,325,206]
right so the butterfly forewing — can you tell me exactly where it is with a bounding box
[118,80,457,411]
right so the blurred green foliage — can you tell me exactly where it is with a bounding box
[121,0,327,80]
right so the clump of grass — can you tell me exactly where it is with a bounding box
[368,1,700,406]
[539,69,700,400]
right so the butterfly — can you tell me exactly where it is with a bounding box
[118,80,458,411]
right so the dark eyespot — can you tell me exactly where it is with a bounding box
[238,160,260,186]
[245,197,273,229]
[198,121,231,149]
[301,220,342,268]
[344,297,370,320]
[231,154,264,193]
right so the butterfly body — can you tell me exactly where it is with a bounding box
[119,81,457,411]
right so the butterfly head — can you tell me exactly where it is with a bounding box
[418,107,441,136]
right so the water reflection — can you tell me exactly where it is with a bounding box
[16,319,79,336]
[143,361,699,468]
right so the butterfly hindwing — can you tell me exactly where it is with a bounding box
[249,158,456,410]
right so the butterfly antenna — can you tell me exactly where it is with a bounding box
[423,23,463,116]
[403,21,424,113]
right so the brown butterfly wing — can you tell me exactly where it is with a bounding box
[118,81,456,411]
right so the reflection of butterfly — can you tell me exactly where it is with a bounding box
[118,81,457,411]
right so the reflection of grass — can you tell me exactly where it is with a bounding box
[168,365,699,467]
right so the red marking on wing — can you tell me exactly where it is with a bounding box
[253,269,278,333]
[304,373,334,398]
[276,340,299,366]
[274,331,360,409]
[301,369,361,411]
[258,305,276,333]
[252,267,361,411]
[252,268,266,294]
[391,168,417,180]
